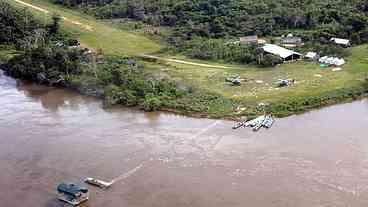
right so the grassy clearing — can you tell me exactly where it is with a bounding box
[6,0,162,56]
[147,45,368,116]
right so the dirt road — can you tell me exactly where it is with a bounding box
[13,0,94,31]
[141,55,233,69]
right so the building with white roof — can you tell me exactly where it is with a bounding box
[330,38,350,47]
[262,44,302,62]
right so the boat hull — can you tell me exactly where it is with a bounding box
[58,193,88,206]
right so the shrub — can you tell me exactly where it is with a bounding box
[104,85,138,106]
[143,93,162,111]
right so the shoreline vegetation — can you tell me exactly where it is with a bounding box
[2,0,368,120]
[2,47,367,120]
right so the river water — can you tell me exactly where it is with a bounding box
[1,70,368,207]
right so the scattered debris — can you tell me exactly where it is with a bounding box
[314,74,323,78]
[258,39,267,44]
[55,41,64,47]
[255,80,264,84]
[82,48,93,55]
[57,183,89,206]
[126,59,137,67]
[332,67,343,72]
[85,178,113,189]
[235,106,247,114]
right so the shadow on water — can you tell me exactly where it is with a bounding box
[45,199,90,207]
[15,79,99,112]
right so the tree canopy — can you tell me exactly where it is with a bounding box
[52,0,368,41]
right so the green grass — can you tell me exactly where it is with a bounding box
[0,46,19,63]
[148,45,368,113]
[6,0,162,56]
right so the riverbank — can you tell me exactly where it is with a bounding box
[1,47,368,120]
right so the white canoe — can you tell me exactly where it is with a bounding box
[85,178,113,189]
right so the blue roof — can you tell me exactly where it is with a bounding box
[57,183,88,196]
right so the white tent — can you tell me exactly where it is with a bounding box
[319,56,345,66]
[319,56,328,62]
[305,52,318,59]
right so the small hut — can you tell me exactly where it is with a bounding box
[281,34,303,47]
[240,35,258,44]
[330,38,350,47]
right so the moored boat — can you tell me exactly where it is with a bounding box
[241,114,275,131]
[233,121,245,129]
[85,177,113,189]
[263,115,275,128]
[57,183,89,206]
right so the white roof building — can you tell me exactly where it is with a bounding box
[262,44,302,61]
[330,38,350,46]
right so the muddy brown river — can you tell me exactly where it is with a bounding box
[1,70,368,207]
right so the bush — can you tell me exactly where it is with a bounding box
[143,93,162,111]
[104,85,138,106]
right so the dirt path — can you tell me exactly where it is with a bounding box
[141,55,233,69]
[13,0,94,31]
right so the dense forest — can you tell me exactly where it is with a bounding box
[50,0,368,63]
[51,0,368,40]
[0,2,43,45]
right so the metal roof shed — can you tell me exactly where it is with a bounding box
[262,44,302,61]
[330,38,350,47]
[240,35,258,44]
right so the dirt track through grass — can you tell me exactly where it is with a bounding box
[9,0,162,56]
[141,55,233,69]
[14,0,94,31]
